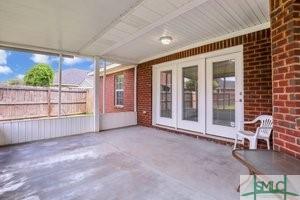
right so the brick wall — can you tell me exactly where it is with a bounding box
[137,29,272,143]
[99,68,134,113]
[270,0,300,158]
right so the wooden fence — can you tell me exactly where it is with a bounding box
[0,85,93,121]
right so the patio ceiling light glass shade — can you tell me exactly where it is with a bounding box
[160,36,173,45]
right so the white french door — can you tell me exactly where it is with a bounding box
[154,65,177,127]
[206,52,244,139]
[153,47,244,139]
[177,59,205,132]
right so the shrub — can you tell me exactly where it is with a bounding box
[24,63,54,86]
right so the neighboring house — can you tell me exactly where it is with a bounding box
[53,68,92,88]
[79,76,93,88]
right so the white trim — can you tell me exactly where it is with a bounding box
[58,54,62,117]
[140,22,270,63]
[134,66,137,112]
[153,45,243,68]
[102,61,106,114]
[100,56,138,65]
[93,57,100,132]
[100,0,209,56]
[114,74,125,106]
[100,65,136,76]
[152,67,157,126]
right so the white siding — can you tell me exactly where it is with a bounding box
[100,112,137,130]
[0,115,94,146]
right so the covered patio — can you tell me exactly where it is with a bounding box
[0,0,299,199]
[0,126,246,200]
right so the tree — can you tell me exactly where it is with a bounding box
[24,63,54,86]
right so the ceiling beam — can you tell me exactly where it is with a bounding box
[101,55,139,65]
[0,40,138,64]
[0,41,92,58]
[98,0,209,56]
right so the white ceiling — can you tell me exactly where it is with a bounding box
[0,0,270,64]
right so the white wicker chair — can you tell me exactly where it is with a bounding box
[233,115,273,150]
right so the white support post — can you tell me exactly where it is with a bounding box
[102,60,106,114]
[58,54,62,117]
[134,65,137,112]
[93,57,100,132]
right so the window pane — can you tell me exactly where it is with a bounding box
[115,74,124,90]
[116,91,124,105]
[182,66,198,121]
[213,60,235,127]
[160,70,172,118]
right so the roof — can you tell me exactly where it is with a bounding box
[53,68,90,86]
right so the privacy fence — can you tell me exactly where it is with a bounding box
[0,85,93,121]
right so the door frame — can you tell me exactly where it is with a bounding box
[206,52,244,139]
[152,45,244,139]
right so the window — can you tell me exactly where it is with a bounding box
[212,60,235,127]
[115,74,124,106]
[182,66,198,121]
[160,70,172,118]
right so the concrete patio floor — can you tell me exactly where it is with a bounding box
[0,126,247,200]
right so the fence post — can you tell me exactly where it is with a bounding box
[47,88,51,117]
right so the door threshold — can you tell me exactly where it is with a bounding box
[153,124,242,145]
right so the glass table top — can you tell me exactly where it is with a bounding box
[233,150,300,175]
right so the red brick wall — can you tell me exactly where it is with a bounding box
[99,68,134,113]
[270,0,300,158]
[137,29,272,137]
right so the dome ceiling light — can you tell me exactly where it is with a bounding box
[159,36,172,45]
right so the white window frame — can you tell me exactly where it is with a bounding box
[115,74,124,107]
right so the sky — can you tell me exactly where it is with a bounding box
[0,49,93,83]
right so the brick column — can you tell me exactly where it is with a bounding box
[270,0,300,158]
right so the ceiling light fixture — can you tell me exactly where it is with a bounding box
[160,36,172,45]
